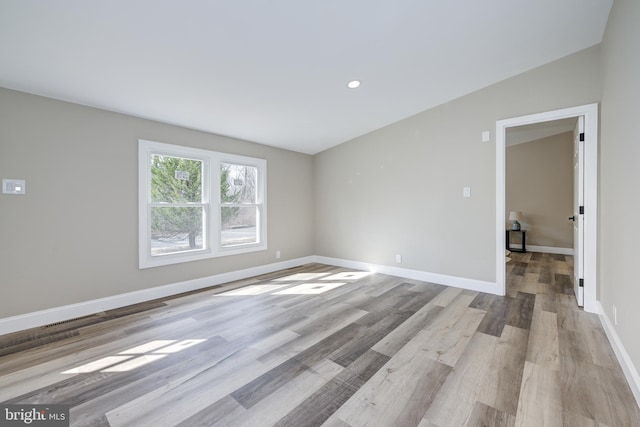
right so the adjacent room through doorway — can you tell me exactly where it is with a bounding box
[505,118,576,297]
[495,103,598,312]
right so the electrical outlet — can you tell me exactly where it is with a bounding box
[395,254,402,264]
[463,187,471,198]
[613,305,618,325]
[276,250,281,259]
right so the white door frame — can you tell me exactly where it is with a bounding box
[495,103,598,313]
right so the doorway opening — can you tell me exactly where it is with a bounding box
[496,103,598,313]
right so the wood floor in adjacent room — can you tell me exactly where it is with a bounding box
[1,253,639,426]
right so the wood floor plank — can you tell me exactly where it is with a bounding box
[584,324,620,369]
[419,304,486,367]
[538,264,553,284]
[561,359,640,426]
[514,361,563,427]
[355,282,416,313]
[328,355,451,427]
[511,273,546,299]
[290,302,367,337]
[468,292,496,311]
[465,402,515,427]
[353,287,430,328]
[257,306,368,366]
[232,322,367,409]
[274,350,390,427]
[534,290,557,313]
[478,325,528,416]
[562,410,611,427]
[505,291,535,331]
[525,308,560,371]
[511,262,528,277]
[1,260,638,427]
[371,302,443,357]
[221,358,344,427]
[475,296,510,337]
[320,416,352,427]
[330,313,406,367]
[0,329,81,358]
[174,395,245,427]
[558,328,593,366]
[429,286,462,307]
[554,273,574,295]
[421,331,498,427]
[529,252,544,261]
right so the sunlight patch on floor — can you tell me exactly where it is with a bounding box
[274,282,347,295]
[62,356,133,374]
[61,339,206,374]
[272,273,332,281]
[119,340,177,354]
[216,284,289,296]
[214,270,372,298]
[321,272,371,281]
[103,355,167,372]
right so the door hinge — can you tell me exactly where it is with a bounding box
[579,278,584,287]
[579,133,585,142]
[579,206,584,215]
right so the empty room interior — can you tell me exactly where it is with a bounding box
[1,1,639,426]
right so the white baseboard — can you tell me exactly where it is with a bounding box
[0,256,315,337]
[313,256,499,295]
[597,301,640,408]
[527,245,574,255]
[0,255,500,337]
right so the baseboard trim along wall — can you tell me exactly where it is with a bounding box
[0,256,316,337]
[0,255,499,337]
[527,245,574,255]
[315,256,498,294]
[597,301,640,408]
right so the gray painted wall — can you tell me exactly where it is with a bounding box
[0,88,314,317]
[599,0,640,383]
[314,46,601,283]
[506,132,573,248]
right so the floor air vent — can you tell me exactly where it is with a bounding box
[42,314,98,328]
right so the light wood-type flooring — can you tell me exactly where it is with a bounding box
[1,253,639,426]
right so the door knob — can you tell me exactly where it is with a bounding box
[569,215,576,221]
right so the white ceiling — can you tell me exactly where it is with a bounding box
[0,0,612,154]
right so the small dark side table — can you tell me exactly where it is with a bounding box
[506,229,526,253]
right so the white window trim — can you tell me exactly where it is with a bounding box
[138,140,267,269]
[216,154,267,256]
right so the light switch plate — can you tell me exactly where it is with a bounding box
[2,179,26,195]
[482,130,490,142]
[463,187,471,197]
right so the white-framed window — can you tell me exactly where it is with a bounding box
[139,140,267,269]
[218,156,266,254]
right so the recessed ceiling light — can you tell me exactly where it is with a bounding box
[347,80,361,89]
